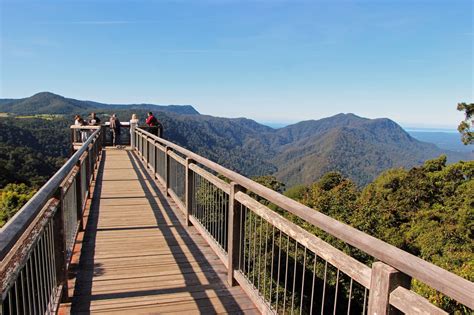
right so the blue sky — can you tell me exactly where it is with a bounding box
[1,0,472,128]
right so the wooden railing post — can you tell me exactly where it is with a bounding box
[227,182,244,286]
[185,158,195,226]
[98,128,103,153]
[70,128,75,156]
[165,146,171,194]
[75,163,84,231]
[88,145,95,182]
[368,262,411,315]
[138,133,141,156]
[151,140,156,175]
[146,136,149,163]
[53,192,69,302]
[84,151,91,196]
[143,136,147,162]
[137,132,140,152]
[100,125,105,147]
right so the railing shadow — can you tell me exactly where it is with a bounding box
[126,150,246,313]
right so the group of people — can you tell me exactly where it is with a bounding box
[74,112,163,147]
[74,113,102,142]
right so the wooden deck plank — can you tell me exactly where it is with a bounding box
[67,148,258,314]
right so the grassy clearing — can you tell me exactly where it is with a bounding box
[15,114,64,120]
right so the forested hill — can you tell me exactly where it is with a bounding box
[0,118,70,188]
[0,92,471,186]
[269,114,461,186]
[156,112,471,186]
[0,92,199,115]
[0,109,471,228]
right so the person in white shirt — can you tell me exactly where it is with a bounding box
[74,115,88,142]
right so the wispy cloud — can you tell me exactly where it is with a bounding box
[71,20,142,25]
[29,38,61,48]
[404,59,428,64]
[107,48,249,55]
[8,48,37,58]
[40,20,160,25]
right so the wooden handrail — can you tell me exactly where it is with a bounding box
[0,128,101,260]
[390,287,448,315]
[70,125,102,129]
[134,127,474,308]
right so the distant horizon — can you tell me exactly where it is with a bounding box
[0,90,464,130]
[258,121,460,132]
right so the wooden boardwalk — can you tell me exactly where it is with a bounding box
[65,148,258,314]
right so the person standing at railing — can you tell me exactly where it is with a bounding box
[130,114,139,148]
[109,114,122,148]
[145,112,163,137]
[88,112,101,126]
[87,112,101,140]
[74,115,88,142]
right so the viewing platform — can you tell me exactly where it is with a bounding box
[0,126,473,314]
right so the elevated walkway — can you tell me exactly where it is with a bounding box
[1,127,472,315]
[66,148,258,314]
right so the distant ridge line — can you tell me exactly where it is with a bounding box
[0,91,200,115]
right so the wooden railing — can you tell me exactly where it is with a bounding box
[134,127,474,315]
[70,123,132,148]
[0,128,103,314]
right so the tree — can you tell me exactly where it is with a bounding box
[457,102,474,145]
[251,175,285,193]
[0,183,36,227]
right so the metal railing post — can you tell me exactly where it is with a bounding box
[368,262,411,315]
[185,158,195,226]
[227,182,243,286]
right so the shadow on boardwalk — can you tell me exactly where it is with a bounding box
[69,148,257,314]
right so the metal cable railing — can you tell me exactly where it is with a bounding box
[191,170,229,253]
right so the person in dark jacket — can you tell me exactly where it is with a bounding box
[109,114,121,147]
[88,112,101,126]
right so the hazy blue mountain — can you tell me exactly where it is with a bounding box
[0,92,200,115]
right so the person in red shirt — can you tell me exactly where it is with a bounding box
[145,112,163,137]
[146,112,158,126]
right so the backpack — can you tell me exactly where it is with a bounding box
[149,116,159,126]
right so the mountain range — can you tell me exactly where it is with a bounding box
[0,92,199,115]
[1,92,471,186]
